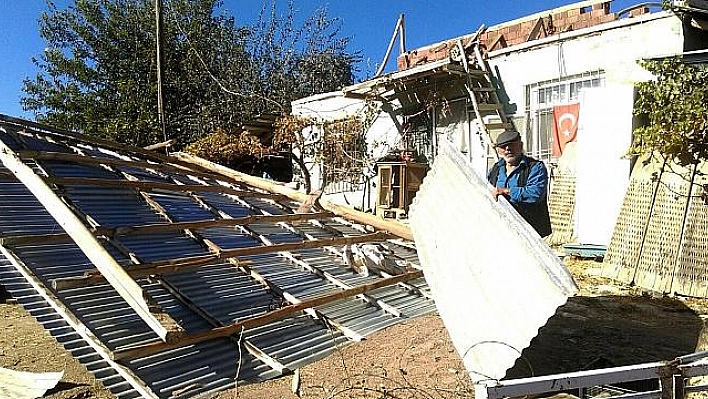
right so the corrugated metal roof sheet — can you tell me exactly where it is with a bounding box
[409,139,577,382]
[0,115,434,398]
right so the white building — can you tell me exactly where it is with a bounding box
[292,0,708,245]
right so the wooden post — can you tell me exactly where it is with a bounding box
[155,0,168,148]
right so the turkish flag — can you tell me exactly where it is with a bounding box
[552,103,580,156]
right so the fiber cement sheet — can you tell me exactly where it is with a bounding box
[409,140,578,382]
[0,367,63,399]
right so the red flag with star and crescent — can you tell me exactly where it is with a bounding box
[552,103,580,156]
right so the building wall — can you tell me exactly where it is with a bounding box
[478,13,689,245]
[291,92,402,211]
[487,12,684,118]
[290,10,696,222]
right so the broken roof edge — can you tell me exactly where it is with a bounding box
[173,152,415,241]
[341,58,459,99]
[488,10,674,57]
[488,0,613,31]
[392,1,612,63]
[292,90,347,105]
[0,114,179,168]
[396,1,676,72]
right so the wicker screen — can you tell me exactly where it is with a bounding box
[602,161,708,297]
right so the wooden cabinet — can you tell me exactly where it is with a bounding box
[376,162,428,218]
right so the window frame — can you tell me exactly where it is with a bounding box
[527,71,606,164]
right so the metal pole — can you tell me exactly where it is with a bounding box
[399,14,406,54]
[155,0,168,150]
[375,14,404,77]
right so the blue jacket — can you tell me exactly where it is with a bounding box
[488,155,552,237]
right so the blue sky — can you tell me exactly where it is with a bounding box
[0,0,646,119]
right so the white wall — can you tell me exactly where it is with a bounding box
[291,91,401,211]
[487,13,683,114]
[575,86,633,246]
[289,12,688,222]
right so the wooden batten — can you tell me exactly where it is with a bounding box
[45,176,284,200]
[52,232,392,289]
[0,136,182,342]
[106,212,333,236]
[112,270,423,360]
[173,152,415,241]
[0,232,73,246]
[20,151,241,188]
[143,139,174,151]
[0,212,333,247]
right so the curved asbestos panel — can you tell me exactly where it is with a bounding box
[409,139,578,382]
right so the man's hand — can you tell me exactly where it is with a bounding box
[491,187,510,200]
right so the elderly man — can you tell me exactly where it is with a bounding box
[488,130,552,237]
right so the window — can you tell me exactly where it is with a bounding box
[527,71,605,163]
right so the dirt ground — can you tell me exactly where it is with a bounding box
[2,257,708,399]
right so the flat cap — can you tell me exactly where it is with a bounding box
[495,130,521,146]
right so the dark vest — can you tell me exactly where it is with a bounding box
[488,158,552,237]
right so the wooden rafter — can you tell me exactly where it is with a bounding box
[0,134,182,342]
[0,246,161,398]
[112,270,423,361]
[123,186,293,375]
[267,219,406,319]
[487,33,508,51]
[181,205,366,352]
[174,152,415,241]
[282,242,403,320]
[0,212,334,247]
[526,17,549,42]
[44,176,284,200]
[52,232,392,289]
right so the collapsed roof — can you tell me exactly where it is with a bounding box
[0,115,434,398]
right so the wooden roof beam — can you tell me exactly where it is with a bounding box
[45,176,285,201]
[173,152,415,241]
[112,269,423,361]
[52,232,392,289]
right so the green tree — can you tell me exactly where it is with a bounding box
[22,0,359,147]
[632,57,708,166]
[247,2,358,103]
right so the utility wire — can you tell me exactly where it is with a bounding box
[163,0,285,111]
